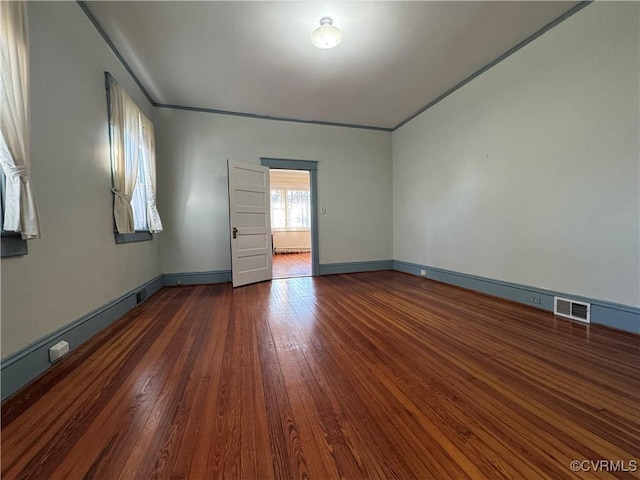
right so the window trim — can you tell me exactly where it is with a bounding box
[1,232,27,257]
[114,231,152,244]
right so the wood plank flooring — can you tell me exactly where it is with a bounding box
[2,271,639,479]
[272,252,311,279]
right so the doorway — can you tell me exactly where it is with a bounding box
[270,169,311,278]
[260,157,319,278]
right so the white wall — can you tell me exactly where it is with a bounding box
[1,2,161,357]
[272,231,311,252]
[393,2,640,307]
[155,109,392,274]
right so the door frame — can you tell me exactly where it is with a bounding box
[260,157,319,277]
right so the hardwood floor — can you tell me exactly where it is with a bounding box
[2,271,639,479]
[272,252,311,279]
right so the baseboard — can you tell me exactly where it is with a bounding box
[393,260,640,334]
[5,261,636,401]
[274,249,311,254]
[163,270,232,286]
[0,275,163,401]
[1,269,232,400]
[319,260,394,276]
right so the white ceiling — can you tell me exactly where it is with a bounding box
[84,1,581,130]
[270,169,310,189]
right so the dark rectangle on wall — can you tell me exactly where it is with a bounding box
[1,234,28,257]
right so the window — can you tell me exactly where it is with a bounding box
[271,189,310,231]
[1,1,39,257]
[105,73,162,243]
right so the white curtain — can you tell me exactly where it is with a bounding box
[0,1,40,239]
[108,79,141,234]
[139,113,162,232]
[270,189,310,230]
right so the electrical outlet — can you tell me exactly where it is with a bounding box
[529,296,541,305]
[49,341,69,363]
[420,269,427,277]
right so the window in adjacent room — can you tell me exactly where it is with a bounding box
[105,73,162,244]
[271,189,311,231]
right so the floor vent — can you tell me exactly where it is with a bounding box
[136,288,147,305]
[554,296,590,323]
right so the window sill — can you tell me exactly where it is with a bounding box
[1,233,28,257]
[115,231,152,244]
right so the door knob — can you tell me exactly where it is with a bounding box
[233,227,238,239]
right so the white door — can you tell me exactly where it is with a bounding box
[228,160,273,287]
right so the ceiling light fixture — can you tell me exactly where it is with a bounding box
[311,17,342,50]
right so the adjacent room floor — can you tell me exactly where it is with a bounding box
[2,271,638,479]
[272,251,311,279]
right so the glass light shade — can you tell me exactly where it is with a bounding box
[311,24,342,49]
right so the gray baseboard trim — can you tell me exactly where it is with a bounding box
[319,260,394,276]
[1,269,232,400]
[162,270,232,286]
[0,275,163,401]
[393,260,639,334]
[5,260,636,401]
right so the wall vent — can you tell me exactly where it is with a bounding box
[136,288,147,305]
[554,296,590,323]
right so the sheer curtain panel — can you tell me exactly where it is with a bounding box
[0,1,40,239]
[139,113,162,232]
[108,77,141,234]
